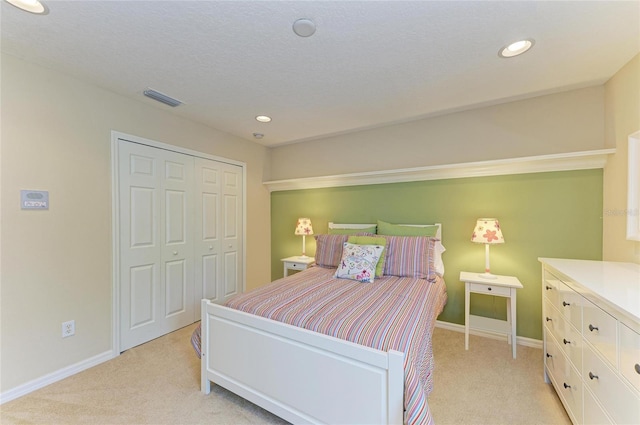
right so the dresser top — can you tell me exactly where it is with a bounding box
[539,258,640,324]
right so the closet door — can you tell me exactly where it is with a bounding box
[118,141,195,351]
[194,158,243,318]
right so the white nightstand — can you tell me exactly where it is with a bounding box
[460,271,523,359]
[281,256,315,277]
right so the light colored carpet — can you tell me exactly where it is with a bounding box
[0,323,570,424]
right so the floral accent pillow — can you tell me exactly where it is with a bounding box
[334,242,385,283]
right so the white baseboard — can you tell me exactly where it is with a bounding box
[0,349,117,404]
[435,320,542,349]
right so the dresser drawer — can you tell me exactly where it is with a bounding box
[468,282,511,296]
[619,322,640,393]
[583,388,613,425]
[544,299,582,370]
[583,299,617,366]
[546,334,583,424]
[544,276,582,331]
[583,344,640,425]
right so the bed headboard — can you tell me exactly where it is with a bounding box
[328,222,442,239]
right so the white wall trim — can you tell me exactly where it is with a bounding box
[435,320,542,349]
[264,149,615,192]
[0,350,116,404]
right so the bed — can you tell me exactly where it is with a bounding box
[198,222,447,425]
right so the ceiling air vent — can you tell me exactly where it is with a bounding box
[143,88,182,107]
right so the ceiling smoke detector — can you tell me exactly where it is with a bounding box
[293,18,316,37]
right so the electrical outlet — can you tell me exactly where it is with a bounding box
[62,320,75,338]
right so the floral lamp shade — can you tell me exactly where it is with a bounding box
[294,218,314,236]
[471,218,504,279]
[471,219,505,244]
[294,218,313,257]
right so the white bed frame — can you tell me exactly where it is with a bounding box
[200,223,442,424]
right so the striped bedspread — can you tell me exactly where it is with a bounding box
[224,266,447,425]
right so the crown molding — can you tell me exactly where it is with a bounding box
[264,149,616,192]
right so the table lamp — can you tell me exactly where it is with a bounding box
[471,218,504,279]
[294,218,314,258]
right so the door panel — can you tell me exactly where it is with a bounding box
[119,140,194,351]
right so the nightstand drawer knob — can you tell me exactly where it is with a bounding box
[487,287,492,291]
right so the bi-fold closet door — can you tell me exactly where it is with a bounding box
[118,139,242,351]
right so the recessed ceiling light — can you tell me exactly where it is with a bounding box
[499,39,535,58]
[255,115,272,123]
[4,0,48,14]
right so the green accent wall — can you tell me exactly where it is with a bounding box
[271,169,603,340]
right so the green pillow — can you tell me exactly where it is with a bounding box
[328,225,377,235]
[347,235,387,278]
[377,220,438,237]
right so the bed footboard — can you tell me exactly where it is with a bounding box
[201,299,404,425]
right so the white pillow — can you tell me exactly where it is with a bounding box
[334,242,385,283]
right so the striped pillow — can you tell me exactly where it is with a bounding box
[382,235,437,281]
[314,234,349,268]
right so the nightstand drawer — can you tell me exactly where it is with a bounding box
[469,282,510,296]
[286,262,307,270]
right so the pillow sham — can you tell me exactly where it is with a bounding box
[347,235,387,278]
[376,220,446,275]
[382,235,437,282]
[334,242,385,283]
[377,220,438,237]
[314,234,349,268]
[328,225,377,235]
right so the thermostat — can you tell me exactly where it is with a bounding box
[21,190,49,210]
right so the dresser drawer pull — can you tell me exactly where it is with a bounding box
[588,372,599,380]
[546,353,553,358]
[562,301,571,307]
[563,383,571,389]
[563,338,571,345]
[635,364,640,374]
[546,317,552,322]
[545,285,553,290]
[588,324,599,332]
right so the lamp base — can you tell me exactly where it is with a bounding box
[299,254,309,259]
[478,272,498,279]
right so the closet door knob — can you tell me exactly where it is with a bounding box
[172,251,178,255]
[209,245,213,250]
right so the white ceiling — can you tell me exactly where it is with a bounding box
[2,1,639,147]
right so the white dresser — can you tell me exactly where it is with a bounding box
[539,258,640,425]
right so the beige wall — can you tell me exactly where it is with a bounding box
[269,86,605,180]
[0,53,272,393]
[603,54,640,263]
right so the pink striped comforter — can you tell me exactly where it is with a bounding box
[224,266,447,425]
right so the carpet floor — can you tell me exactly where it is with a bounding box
[1,322,571,424]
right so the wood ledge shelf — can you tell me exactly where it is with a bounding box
[264,149,615,192]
